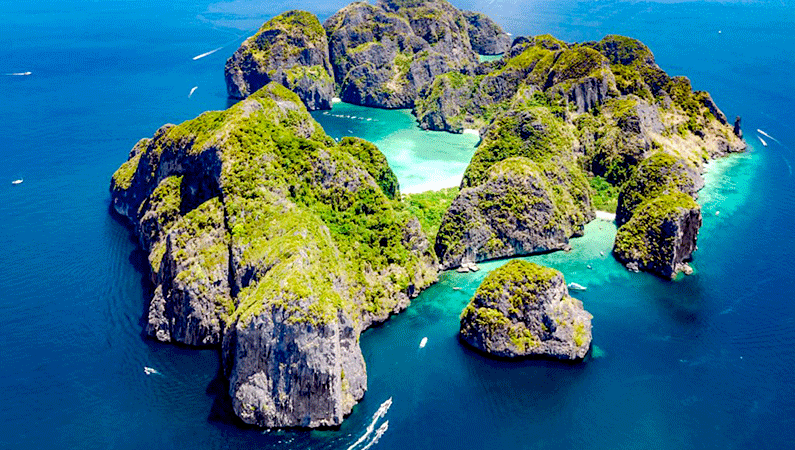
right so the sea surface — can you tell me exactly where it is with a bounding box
[1,0,794,448]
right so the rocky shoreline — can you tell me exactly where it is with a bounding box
[111,0,746,430]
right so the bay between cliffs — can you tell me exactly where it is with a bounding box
[305,99,762,449]
[312,102,480,193]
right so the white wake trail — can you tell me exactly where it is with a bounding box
[189,86,198,98]
[757,129,781,145]
[359,421,388,450]
[192,47,222,60]
[5,71,31,76]
[346,397,392,450]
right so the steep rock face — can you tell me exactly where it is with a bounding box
[459,260,592,360]
[222,303,366,428]
[415,35,616,132]
[146,196,231,346]
[613,192,702,279]
[416,34,745,176]
[324,0,478,109]
[225,11,334,110]
[419,33,744,279]
[110,83,437,428]
[462,10,511,55]
[435,157,590,269]
[435,103,594,270]
[615,152,703,226]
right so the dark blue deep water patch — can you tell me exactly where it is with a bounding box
[1,0,794,448]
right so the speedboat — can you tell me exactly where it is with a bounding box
[568,282,587,291]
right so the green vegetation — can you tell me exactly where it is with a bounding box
[618,152,697,222]
[614,191,699,268]
[404,187,459,240]
[462,104,577,187]
[112,82,436,329]
[548,47,607,85]
[338,137,400,199]
[112,151,142,190]
[285,65,333,84]
[573,321,587,347]
[589,176,618,213]
[256,10,325,45]
[588,35,653,67]
[475,260,558,304]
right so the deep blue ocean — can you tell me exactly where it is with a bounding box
[1,0,794,448]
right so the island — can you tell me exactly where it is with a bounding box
[459,260,593,360]
[111,83,437,428]
[111,0,747,430]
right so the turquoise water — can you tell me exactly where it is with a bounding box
[311,102,480,193]
[1,0,794,448]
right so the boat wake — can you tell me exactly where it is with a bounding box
[347,397,392,450]
[757,129,781,145]
[192,47,222,60]
[5,72,31,76]
[189,86,198,98]
[757,136,768,147]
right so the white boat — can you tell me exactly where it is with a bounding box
[568,282,587,291]
[11,179,23,185]
[419,337,428,348]
[143,366,158,375]
[758,136,768,147]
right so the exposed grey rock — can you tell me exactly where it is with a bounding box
[222,302,366,428]
[324,0,477,109]
[613,192,702,280]
[435,156,593,270]
[615,152,704,227]
[110,84,437,429]
[459,260,592,360]
[225,11,334,110]
[698,91,728,125]
[462,10,511,55]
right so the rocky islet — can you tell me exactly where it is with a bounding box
[459,260,593,360]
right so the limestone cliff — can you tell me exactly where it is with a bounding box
[613,192,702,279]
[615,152,704,227]
[462,10,511,55]
[459,260,592,360]
[426,33,744,276]
[434,95,594,270]
[225,11,334,111]
[110,83,437,427]
[323,0,478,108]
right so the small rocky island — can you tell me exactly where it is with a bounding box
[460,260,592,360]
[111,0,747,431]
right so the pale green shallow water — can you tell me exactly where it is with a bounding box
[313,102,481,193]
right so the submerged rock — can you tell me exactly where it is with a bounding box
[225,11,334,110]
[110,83,437,428]
[459,260,592,360]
